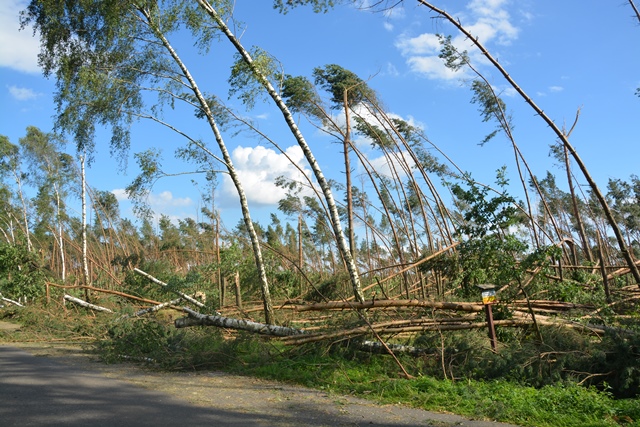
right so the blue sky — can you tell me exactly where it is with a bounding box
[1,0,639,230]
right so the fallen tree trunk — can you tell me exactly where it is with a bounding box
[0,294,24,307]
[291,299,484,313]
[607,258,640,280]
[47,282,161,305]
[134,297,184,317]
[358,340,439,356]
[64,294,113,313]
[133,268,205,308]
[175,307,306,337]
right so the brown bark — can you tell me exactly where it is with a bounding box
[416,0,640,286]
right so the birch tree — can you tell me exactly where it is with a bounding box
[21,0,275,323]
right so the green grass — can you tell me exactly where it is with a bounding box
[3,306,639,427]
[89,316,640,427]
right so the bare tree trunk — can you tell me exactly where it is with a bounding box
[628,0,640,23]
[134,268,206,308]
[176,307,305,337]
[564,144,593,263]
[416,0,640,286]
[137,6,275,323]
[81,154,91,295]
[234,271,243,309]
[343,90,357,260]
[64,294,112,313]
[196,0,365,304]
[13,171,32,252]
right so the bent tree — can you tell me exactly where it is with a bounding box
[414,0,640,286]
[197,0,366,303]
[21,0,276,322]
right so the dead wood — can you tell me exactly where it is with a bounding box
[47,282,161,305]
[175,307,306,337]
[133,268,205,308]
[0,293,24,307]
[353,242,461,299]
[292,299,484,313]
[64,294,113,313]
[133,297,184,317]
[607,258,640,280]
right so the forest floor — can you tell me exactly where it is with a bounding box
[0,320,519,427]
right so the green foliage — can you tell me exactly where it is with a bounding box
[312,64,376,109]
[228,46,281,109]
[273,0,339,14]
[281,74,323,118]
[452,169,521,239]
[94,320,640,426]
[0,242,48,300]
[438,34,469,71]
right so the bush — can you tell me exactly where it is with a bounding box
[0,242,48,301]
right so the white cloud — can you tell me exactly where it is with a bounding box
[406,56,463,81]
[147,191,193,209]
[384,62,399,77]
[0,0,41,73]
[395,0,521,81]
[365,150,417,181]
[383,22,394,32]
[549,85,564,93]
[8,85,40,100]
[112,188,194,222]
[466,0,518,44]
[111,189,129,202]
[395,33,441,56]
[219,145,313,207]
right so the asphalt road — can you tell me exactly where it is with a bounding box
[0,345,519,427]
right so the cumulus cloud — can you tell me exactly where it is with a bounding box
[219,145,313,207]
[395,0,521,81]
[111,188,195,223]
[111,189,129,202]
[147,191,193,209]
[0,0,41,73]
[365,150,417,181]
[8,85,40,100]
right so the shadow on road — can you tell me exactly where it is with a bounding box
[0,345,517,427]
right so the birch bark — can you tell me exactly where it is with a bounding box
[196,0,365,304]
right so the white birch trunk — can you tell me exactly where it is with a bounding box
[64,294,112,313]
[138,7,275,323]
[133,268,206,309]
[133,297,184,317]
[196,0,365,304]
[175,307,306,337]
[81,154,90,287]
[0,294,24,307]
[13,171,32,252]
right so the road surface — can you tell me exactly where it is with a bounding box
[0,344,519,427]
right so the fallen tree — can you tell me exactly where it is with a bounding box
[133,268,206,309]
[290,299,484,312]
[64,294,113,313]
[175,307,306,337]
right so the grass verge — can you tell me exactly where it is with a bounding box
[2,306,639,427]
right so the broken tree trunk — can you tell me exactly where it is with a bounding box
[134,297,184,317]
[292,299,484,313]
[175,307,306,337]
[0,294,24,307]
[133,268,205,308]
[64,294,112,313]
